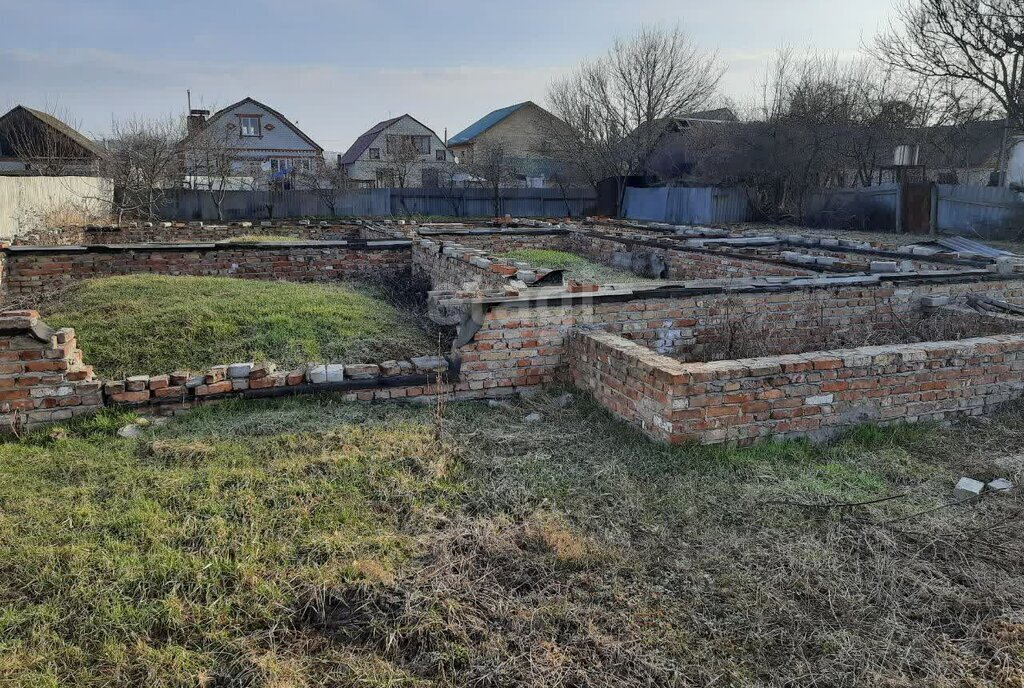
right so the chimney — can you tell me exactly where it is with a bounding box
[187,109,210,134]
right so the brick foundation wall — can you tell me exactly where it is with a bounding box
[569,328,1024,445]
[561,232,818,280]
[412,239,520,292]
[452,276,1024,399]
[1,240,412,303]
[0,311,103,431]
[13,223,363,246]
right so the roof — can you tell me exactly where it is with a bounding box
[338,114,444,165]
[682,107,739,122]
[185,97,323,152]
[447,102,532,146]
[0,106,105,158]
[338,115,402,165]
[914,119,1012,169]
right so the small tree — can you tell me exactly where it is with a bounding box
[461,141,521,217]
[380,134,424,189]
[182,119,236,221]
[298,159,356,217]
[101,115,183,221]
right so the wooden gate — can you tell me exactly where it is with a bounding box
[901,182,933,234]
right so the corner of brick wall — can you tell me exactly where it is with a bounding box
[0,310,103,432]
[567,328,688,442]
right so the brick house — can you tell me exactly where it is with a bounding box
[338,115,451,188]
[446,101,571,187]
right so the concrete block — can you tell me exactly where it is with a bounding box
[411,356,448,373]
[524,412,542,423]
[953,476,985,502]
[870,261,899,273]
[805,394,834,405]
[921,295,950,308]
[987,477,1013,493]
[227,362,253,378]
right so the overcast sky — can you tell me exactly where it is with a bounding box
[0,0,898,152]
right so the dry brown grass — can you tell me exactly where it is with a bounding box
[2,393,1023,686]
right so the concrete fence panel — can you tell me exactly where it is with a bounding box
[0,176,113,240]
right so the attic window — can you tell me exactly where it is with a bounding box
[239,116,262,137]
[436,149,446,161]
[368,148,380,160]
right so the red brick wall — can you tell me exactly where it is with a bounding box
[13,223,362,246]
[569,328,1024,445]
[1,242,411,302]
[0,311,103,431]
[453,277,1024,399]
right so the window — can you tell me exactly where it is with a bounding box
[368,147,380,160]
[412,136,431,154]
[294,158,311,173]
[239,116,262,137]
[435,149,446,161]
[376,169,394,188]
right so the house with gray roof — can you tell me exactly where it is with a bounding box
[0,106,105,175]
[338,114,451,188]
[182,97,323,184]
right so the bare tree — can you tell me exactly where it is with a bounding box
[181,118,236,221]
[298,159,356,217]
[686,51,955,222]
[547,24,724,214]
[873,0,1024,129]
[460,141,522,217]
[101,115,183,221]
[380,134,426,189]
[434,160,467,217]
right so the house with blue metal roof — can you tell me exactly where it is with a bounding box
[447,101,571,187]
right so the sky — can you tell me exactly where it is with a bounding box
[0,0,898,153]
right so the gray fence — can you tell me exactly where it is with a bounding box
[803,184,899,232]
[623,187,750,225]
[162,188,390,220]
[160,187,596,220]
[803,183,1024,239]
[936,184,1024,240]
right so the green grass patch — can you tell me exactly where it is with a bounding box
[0,393,1020,685]
[497,248,661,283]
[45,275,438,378]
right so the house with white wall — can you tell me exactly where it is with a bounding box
[338,115,451,188]
[183,97,323,184]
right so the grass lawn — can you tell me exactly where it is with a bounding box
[1,391,1021,686]
[44,275,440,378]
[497,248,662,283]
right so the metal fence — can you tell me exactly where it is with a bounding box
[622,186,750,225]
[803,184,899,232]
[802,183,1024,239]
[159,187,597,220]
[162,188,390,220]
[935,184,1024,240]
[0,176,113,239]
